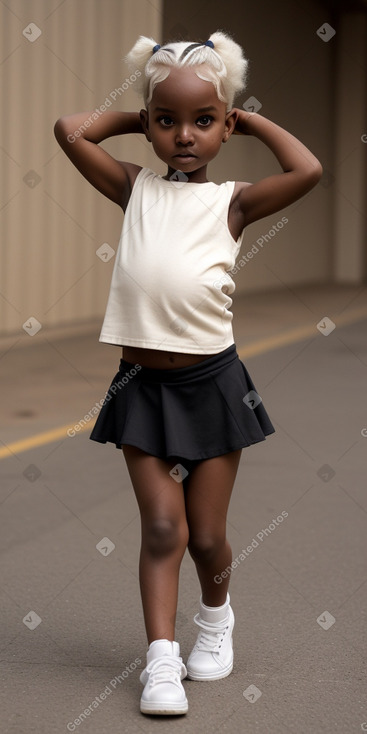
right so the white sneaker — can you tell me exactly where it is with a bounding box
[140,639,188,715]
[186,594,234,681]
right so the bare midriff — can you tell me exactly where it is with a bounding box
[122,346,214,369]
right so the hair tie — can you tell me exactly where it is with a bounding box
[152,44,161,54]
[204,40,214,48]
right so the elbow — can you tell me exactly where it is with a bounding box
[307,159,323,185]
[312,160,323,182]
[54,117,74,146]
[301,160,323,191]
[54,117,66,141]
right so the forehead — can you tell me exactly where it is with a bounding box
[150,66,224,110]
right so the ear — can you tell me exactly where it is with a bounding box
[140,109,151,142]
[222,108,238,142]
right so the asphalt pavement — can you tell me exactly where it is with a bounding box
[1,284,366,734]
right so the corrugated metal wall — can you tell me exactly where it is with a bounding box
[0,0,163,337]
[1,1,366,340]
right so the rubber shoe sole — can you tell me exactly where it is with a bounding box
[186,656,233,681]
[140,698,188,715]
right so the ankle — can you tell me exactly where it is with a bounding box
[201,592,230,610]
[198,593,230,624]
[147,637,174,647]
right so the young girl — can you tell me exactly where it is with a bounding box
[54,30,322,716]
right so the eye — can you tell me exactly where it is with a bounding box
[197,115,213,126]
[158,116,173,127]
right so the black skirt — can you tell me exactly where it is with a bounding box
[89,343,275,462]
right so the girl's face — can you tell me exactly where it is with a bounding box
[140,66,236,183]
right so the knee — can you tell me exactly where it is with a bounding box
[143,519,189,558]
[188,532,226,563]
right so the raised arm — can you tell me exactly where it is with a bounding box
[54,111,143,209]
[231,110,323,227]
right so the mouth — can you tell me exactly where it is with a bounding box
[174,154,197,161]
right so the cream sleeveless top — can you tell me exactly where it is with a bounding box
[99,167,244,354]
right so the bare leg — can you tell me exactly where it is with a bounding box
[184,450,242,606]
[122,445,189,644]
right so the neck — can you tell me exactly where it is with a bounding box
[163,164,209,183]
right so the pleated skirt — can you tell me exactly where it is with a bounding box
[89,343,275,462]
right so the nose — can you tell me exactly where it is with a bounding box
[175,124,194,145]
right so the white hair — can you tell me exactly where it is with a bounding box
[125,31,249,112]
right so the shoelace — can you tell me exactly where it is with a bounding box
[146,655,185,688]
[193,613,230,653]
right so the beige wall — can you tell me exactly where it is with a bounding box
[1,0,366,338]
[333,10,367,282]
[0,0,162,337]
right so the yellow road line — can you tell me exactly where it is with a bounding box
[0,423,86,460]
[1,305,367,461]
